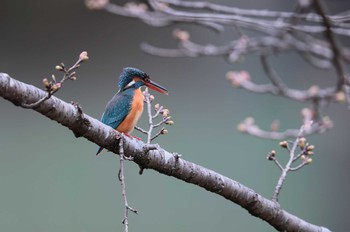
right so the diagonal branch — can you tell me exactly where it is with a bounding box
[0,73,330,232]
[313,0,347,91]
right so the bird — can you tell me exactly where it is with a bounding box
[96,67,168,155]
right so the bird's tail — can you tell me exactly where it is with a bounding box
[96,146,103,156]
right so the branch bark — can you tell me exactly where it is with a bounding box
[0,73,331,232]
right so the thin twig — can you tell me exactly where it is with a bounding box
[151,127,165,142]
[118,137,138,232]
[270,157,284,171]
[271,125,305,202]
[240,120,332,140]
[161,0,350,24]
[313,0,347,91]
[260,55,287,94]
[21,51,88,109]
[290,162,308,171]
[134,88,171,145]
[153,117,168,128]
[145,89,154,144]
[293,150,306,162]
[152,105,163,119]
[21,94,51,108]
[135,126,148,134]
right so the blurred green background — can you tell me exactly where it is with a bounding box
[1,0,350,231]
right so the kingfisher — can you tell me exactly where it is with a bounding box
[96,67,168,155]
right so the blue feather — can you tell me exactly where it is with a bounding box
[96,88,135,155]
[101,89,134,129]
[118,67,146,89]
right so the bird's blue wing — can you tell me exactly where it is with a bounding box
[101,91,133,129]
[96,90,134,155]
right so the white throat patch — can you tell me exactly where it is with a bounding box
[125,80,136,88]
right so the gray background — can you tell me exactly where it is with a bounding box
[1,0,350,231]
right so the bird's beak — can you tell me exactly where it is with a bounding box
[145,80,168,95]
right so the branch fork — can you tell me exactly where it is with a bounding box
[21,51,88,109]
[269,125,315,202]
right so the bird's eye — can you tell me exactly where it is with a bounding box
[144,75,150,82]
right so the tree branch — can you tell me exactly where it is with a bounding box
[91,0,349,139]
[0,72,331,231]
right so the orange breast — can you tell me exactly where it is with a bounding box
[117,89,144,134]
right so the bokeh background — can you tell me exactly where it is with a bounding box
[1,0,350,231]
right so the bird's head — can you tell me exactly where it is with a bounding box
[118,67,168,94]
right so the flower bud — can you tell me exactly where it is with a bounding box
[267,150,276,160]
[154,103,160,111]
[301,155,306,161]
[237,123,246,132]
[165,120,174,125]
[271,150,276,156]
[279,141,288,148]
[50,83,61,93]
[307,151,314,156]
[173,29,190,41]
[322,117,334,128]
[306,157,313,164]
[308,85,319,97]
[335,91,346,102]
[85,0,108,10]
[226,71,250,87]
[161,129,168,134]
[244,117,254,126]
[298,137,306,150]
[55,65,64,71]
[79,51,89,61]
[162,109,169,117]
[42,78,51,89]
